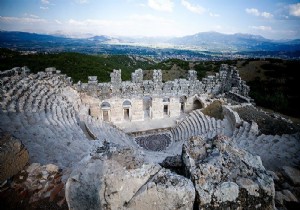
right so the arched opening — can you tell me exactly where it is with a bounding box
[88,108,91,116]
[123,100,131,121]
[101,102,111,122]
[193,99,203,110]
[180,96,187,113]
[163,97,170,117]
[163,105,168,115]
[143,96,152,119]
[163,97,170,102]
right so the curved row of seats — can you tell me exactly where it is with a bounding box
[170,106,300,170]
[171,109,227,141]
[83,115,137,148]
[232,120,300,170]
[1,73,66,113]
[0,72,102,169]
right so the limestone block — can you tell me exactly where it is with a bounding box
[0,134,29,183]
[182,135,275,209]
[66,146,195,210]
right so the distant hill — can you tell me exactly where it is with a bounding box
[167,32,300,51]
[0,31,300,56]
[0,31,72,43]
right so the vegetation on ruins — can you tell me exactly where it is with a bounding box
[1,48,299,118]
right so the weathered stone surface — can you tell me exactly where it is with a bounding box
[161,155,183,168]
[182,135,275,209]
[282,166,300,186]
[3,162,65,205]
[0,133,29,183]
[66,145,195,210]
[1,64,298,210]
[275,190,298,206]
[124,168,195,210]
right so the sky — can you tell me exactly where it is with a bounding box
[0,0,300,39]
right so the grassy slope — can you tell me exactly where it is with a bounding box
[237,59,300,118]
[0,49,154,83]
[1,48,299,118]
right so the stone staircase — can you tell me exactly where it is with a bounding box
[171,109,228,141]
[230,115,300,170]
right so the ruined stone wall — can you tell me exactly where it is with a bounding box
[73,64,250,123]
[76,64,249,99]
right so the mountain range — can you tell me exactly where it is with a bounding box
[1,30,300,52]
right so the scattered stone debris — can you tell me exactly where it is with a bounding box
[0,163,67,210]
[182,135,275,209]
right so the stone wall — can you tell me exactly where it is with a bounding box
[73,64,250,123]
[76,64,249,100]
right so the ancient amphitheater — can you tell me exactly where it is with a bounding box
[0,64,299,209]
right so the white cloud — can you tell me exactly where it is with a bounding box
[77,0,89,4]
[250,25,272,31]
[65,16,180,37]
[246,8,260,16]
[181,0,205,14]
[24,13,39,18]
[289,3,300,17]
[261,12,273,18]
[68,19,119,27]
[129,14,174,25]
[209,12,220,17]
[246,8,273,18]
[55,19,62,25]
[41,0,50,4]
[0,16,47,24]
[148,0,173,12]
[40,6,49,10]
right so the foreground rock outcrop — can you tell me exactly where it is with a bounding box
[0,133,29,183]
[182,135,275,209]
[66,142,195,210]
[65,135,277,210]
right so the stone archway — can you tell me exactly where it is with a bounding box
[163,97,170,117]
[101,102,111,122]
[180,96,187,112]
[123,100,132,121]
[143,96,152,119]
[193,99,203,110]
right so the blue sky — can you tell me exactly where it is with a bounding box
[0,0,300,39]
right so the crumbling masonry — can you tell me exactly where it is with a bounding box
[75,64,250,123]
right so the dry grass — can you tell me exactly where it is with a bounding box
[236,60,269,82]
[201,100,224,120]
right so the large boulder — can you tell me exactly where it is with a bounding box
[182,134,275,209]
[66,142,195,210]
[0,133,29,183]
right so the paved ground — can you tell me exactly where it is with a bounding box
[135,133,171,151]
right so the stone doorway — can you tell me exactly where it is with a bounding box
[180,96,187,113]
[163,105,168,116]
[122,100,132,121]
[101,102,111,122]
[193,99,203,110]
[103,111,109,122]
[124,108,129,120]
[143,96,152,119]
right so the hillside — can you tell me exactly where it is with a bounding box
[0,49,155,82]
[237,59,300,118]
[1,48,299,118]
